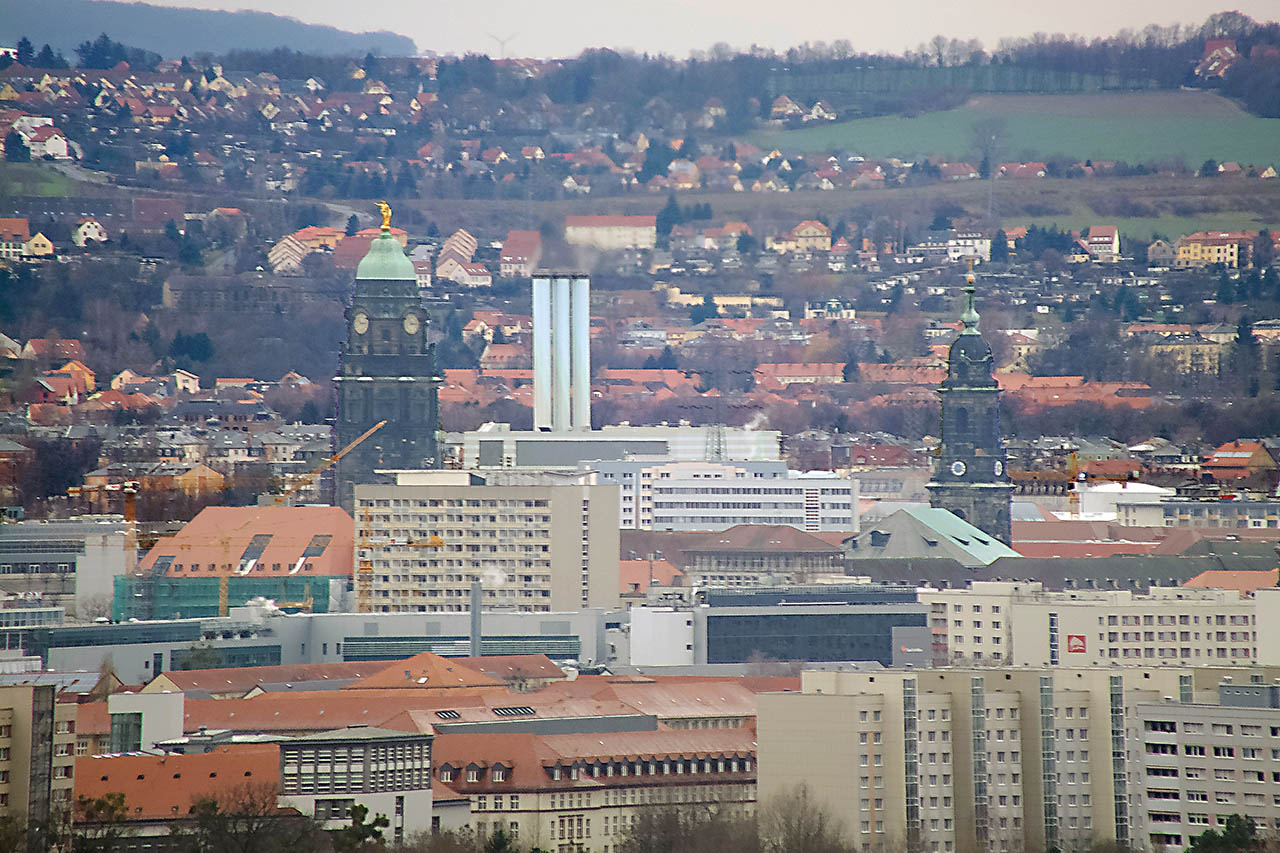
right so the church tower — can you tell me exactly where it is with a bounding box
[927,262,1013,543]
[334,204,440,510]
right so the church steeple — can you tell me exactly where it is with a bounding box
[334,202,441,510]
[926,258,1013,544]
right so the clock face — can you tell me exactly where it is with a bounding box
[994,460,1004,477]
[353,312,369,335]
[951,461,967,477]
[403,313,420,335]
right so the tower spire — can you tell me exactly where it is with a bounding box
[960,257,980,335]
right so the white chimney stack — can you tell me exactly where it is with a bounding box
[532,272,592,432]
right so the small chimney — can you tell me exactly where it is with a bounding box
[470,581,483,656]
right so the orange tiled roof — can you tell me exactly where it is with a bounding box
[1183,569,1278,592]
[348,652,502,689]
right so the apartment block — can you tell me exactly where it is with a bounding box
[758,664,1280,853]
[0,684,77,824]
[1131,677,1280,851]
[591,459,858,532]
[355,470,620,613]
[920,582,1262,667]
[1117,497,1280,529]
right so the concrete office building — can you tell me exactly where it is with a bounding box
[919,582,1264,667]
[1117,497,1280,529]
[279,726,433,844]
[590,459,860,532]
[758,664,1280,853]
[531,273,591,432]
[461,422,781,469]
[33,605,612,682]
[629,584,928,667]
[1130,677,1280,851]
[355,470,620,613]
[0,516,134,619]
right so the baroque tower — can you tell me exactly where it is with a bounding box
[334,204,440,510]
[927,262,1013,544]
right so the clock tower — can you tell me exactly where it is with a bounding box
[926,263,1013,544]
[334,205,440,510]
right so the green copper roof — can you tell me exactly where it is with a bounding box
[356,229,415,280]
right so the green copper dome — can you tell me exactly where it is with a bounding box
[356,229,415,280]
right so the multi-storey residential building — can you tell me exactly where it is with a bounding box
[354,470,620,613]
[434,728,755,853]
[463,423,781,469]
[920,582,1263,667]
[564,216,657,251]
[947,232,991,262]
[590,459,858,532]
[1117,496,1280,528]
[0,684,77,824]
[758,664,1280,853]
[1174,232,1246,269]
[1131,677,1280,851]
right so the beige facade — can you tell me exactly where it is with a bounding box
[758,664,1280,853]
[921,582,1263,667]
[564,217,657,251]
[0,685,76,825]
[355,470,620,613]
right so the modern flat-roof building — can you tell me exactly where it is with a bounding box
[629,583,928,667]
[462,422,781,469]
[355,470,620,613]
[0,516,133,620]
[590,459,859,532]
[919,581,1264,667]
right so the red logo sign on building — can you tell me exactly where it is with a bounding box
[1066,635,1086,654]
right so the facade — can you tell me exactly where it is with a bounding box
[920,582,1264,667]
[947,233,991,263]
[354,470,620,613]
[1130,679,1280,851]
[591,459,858,532]
[532,274,592,432]
[0,516,134,620]
[335,216,441,510]
[433,728,755,853]
[462,423,781,469]
[927,272,1013,544]
[279,726,433,844]
[0,684,76,824]
[0,601,63,653]
[1174,232,1245,269]
[564,216,657,251]
[501,230,543,278]
[1117,497,1280,528]
[629,584,928,667]
[758,663,1280,853]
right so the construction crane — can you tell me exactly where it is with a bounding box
[355,527,445,613]
[272,420,387,506]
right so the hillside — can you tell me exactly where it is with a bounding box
[750,91,1280,167]
[0,0,415,58]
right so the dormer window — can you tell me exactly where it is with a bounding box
[466,768,481,783]
[440,768,454,783]
[492,767,506,783]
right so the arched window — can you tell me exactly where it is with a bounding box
[955,406,969,436]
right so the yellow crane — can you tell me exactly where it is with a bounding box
[272,419,388,506]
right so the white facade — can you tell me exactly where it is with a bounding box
[462,423,782,469]
[592,459,858,532]
[628,607,695,666]
[531,274,590,432]
[1075,482,1176,519]
[947,232,991,262]
[921,582,1264,666]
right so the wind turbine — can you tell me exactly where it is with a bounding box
[486,32,518,59]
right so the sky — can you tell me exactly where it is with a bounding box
[136,0,1279,58]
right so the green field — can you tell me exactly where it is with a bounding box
[749,92,1280,166]
[0,162,74,197]
[1018,213,1280,242]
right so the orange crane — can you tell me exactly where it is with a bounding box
[272,419,387,506]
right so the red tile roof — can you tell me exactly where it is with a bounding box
[1183,569,1278,592]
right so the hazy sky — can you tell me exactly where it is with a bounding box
[140,0,1278,57]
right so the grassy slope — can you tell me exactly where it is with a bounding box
[0,163,73,198]
[748,92,1280,166]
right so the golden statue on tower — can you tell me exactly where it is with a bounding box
[377,200,392,230]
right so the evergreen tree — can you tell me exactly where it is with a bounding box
[345,214,359,236]
[1217,273,1235,304]
[843,359,860,382]
[15,37,34,66]
[690,294,717,325]
[3,130,30,163]
[34,44,66,69]
[656,193,683,236]
[991,230,1009,262]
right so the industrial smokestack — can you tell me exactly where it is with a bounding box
[553,276,572,431]
[532,276,552,431]
[571,276,591,431]
[470,581,483,657]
